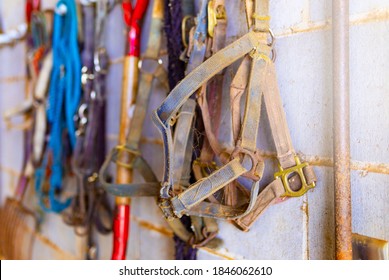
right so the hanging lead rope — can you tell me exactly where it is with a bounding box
[63,0,114,260]
[110,0,149,260]
[35,0,81,213]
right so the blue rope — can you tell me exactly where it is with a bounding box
[35,0,81,213]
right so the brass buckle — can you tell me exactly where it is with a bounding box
[181,15,195,48]
[274,156,315,197]
[192,159,219,177]
[207,0,227,37]
[112,145,141,169]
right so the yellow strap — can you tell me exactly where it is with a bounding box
[252,13,270,21]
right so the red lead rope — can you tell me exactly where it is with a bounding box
[122,0,149,57]
[25,0,40,25]
[111,0,149,260]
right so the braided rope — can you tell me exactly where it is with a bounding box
[35,0,81,213]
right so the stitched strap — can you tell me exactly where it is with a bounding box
[153,1,317,223]
[235,60,317,230]
[155,31,268,126]
[230,56,250,142]
[172,99,196,190]
[158,55,271,219]
[171,0,209,193]
[234,179,284,231]
[99,0,165,196]
[153,31,271,197]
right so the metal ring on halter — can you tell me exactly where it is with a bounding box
[138,57,163,74]
[267,29,275,47]
[181,15,195,48]
[81,66,95,86]
[230,145,264,182]
[76,103,88,136]
[94,47,109,74]
[271,48,276,62]
[267,30,276,62]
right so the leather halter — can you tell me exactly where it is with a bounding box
[63,0,113,239]
[152,0,316,229]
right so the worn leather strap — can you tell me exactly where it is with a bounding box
[63,1,114,248]
[153,0,317,226]
[100,0,166,196]
[235,60,317,230]
[153,31,271,198]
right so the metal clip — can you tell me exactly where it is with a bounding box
[274,156,315,197]
[207,1,227,37]
[192,159,218,177]
[181,15,194,48]
[76,103,88,136]
[81,66,95,85]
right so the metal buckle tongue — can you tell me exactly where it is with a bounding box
[274,156,315,197]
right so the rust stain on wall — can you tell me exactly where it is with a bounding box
[133,216,173,237]
[0,166,22,178]
[351,9,389,25]
[0,76,26,84]
[277,9,389,38]
[33,231,77,260]
[255,153,389,175]
[301,197,310,260]
[302,155,389,175]
[201,247,235,260]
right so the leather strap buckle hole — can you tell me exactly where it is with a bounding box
[138,57,163,75]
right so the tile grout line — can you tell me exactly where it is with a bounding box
[276,8,389,38]
[2,152,389,176]
[108,135,389,175]
[0,76,26,84]
[1,9,388,81]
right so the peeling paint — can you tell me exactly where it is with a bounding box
[133,216,174,238]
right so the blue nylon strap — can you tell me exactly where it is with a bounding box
[35,0,81,213]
